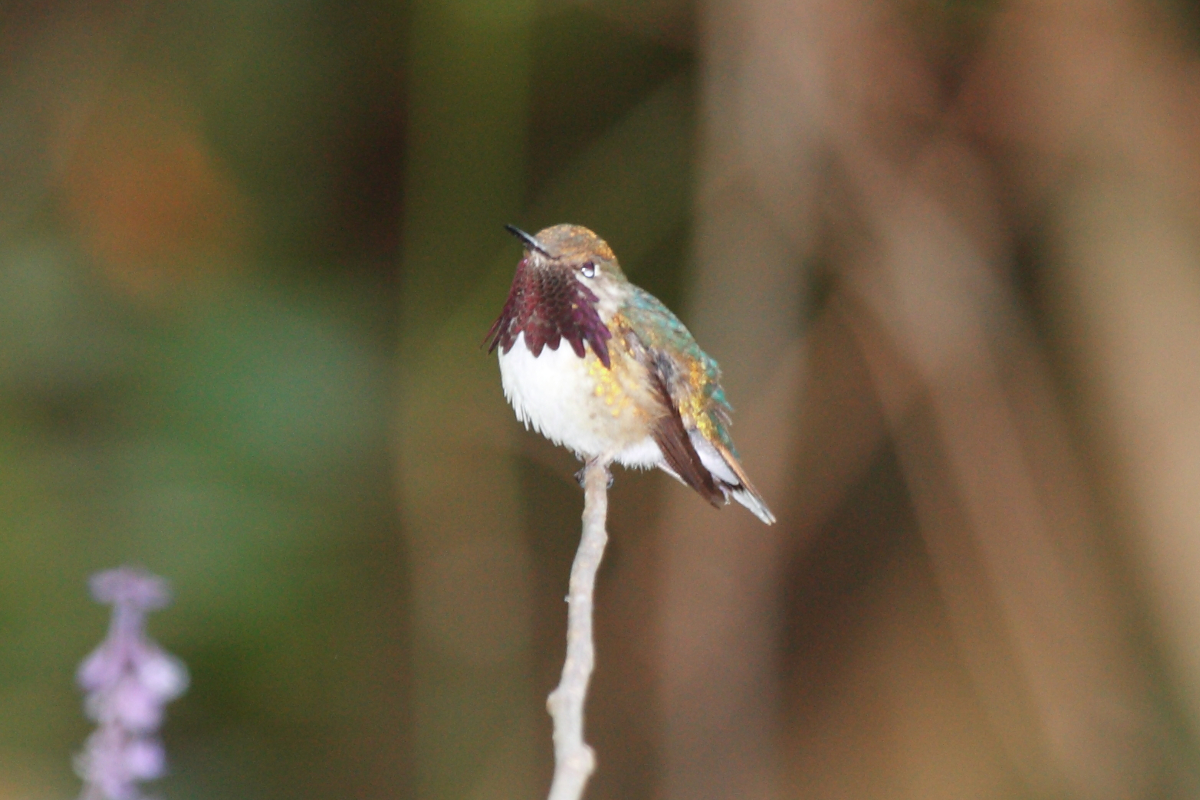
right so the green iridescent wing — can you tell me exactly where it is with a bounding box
[621,286,737,454]
[620,284,776,524]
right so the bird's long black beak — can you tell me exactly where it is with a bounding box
[505,224,551,257]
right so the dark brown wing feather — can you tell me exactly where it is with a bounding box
[646,364,724,508]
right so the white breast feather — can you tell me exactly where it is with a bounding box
[498,332,606,458]
[497,331,666,468]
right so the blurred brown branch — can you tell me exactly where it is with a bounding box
[661,0,1200,799]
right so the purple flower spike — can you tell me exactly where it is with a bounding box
[76,567,188,800]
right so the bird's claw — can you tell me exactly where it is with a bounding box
[575,463,614,489]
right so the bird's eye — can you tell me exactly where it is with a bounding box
[580,261,596,278]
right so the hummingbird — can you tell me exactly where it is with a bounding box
[484,224,775,525]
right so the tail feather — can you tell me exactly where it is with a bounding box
[727,483,776,525]
[693,435,776,525]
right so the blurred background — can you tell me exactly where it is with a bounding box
[4,0,1200,798]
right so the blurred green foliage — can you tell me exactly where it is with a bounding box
[9,0,1200,798]
[0,1,693,798]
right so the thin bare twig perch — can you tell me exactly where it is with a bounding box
[547,458,610,800]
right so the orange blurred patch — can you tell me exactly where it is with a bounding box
[60,81,245,297]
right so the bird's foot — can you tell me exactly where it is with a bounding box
[575,461,614,489]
